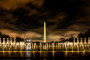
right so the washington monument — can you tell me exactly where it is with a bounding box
[44,21,46,43]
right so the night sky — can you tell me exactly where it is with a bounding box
[0,0,90,41]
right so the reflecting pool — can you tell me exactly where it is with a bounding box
[0,51,90,60]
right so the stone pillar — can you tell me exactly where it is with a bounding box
[47,43,48,50]
[34,43,36,49]
[3,38,5,44]
[77,38,79,44]
[58,43,59,49]
[73,38,75,45]
[88,37,90,44]
[40,43,42,51]
[13,38,16,50]
[44,43,47,50]
[14,38,16,46]
[7,38,9,44]
[0,38,1,44]
[52,43,54,51]
[10,38,13,45]
[80,38,83,44]
[84,38,86,44]
[30,43,31,48]
[31,43,33,49]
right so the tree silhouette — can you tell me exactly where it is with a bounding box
[84,29,90,37]
[0,32,24,42]
[78,32,84,38]
[16,37,24,42]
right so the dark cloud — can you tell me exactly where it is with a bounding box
[0,0,90,41]
[0,0,45,10]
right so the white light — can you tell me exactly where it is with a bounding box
[69,43,73,45]
[16,43,19,45]
[26,39,31,42]
[20,42,24,45]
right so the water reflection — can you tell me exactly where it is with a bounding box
[64,51,67,57]
[0,51,90,58]
[26,52,32,57]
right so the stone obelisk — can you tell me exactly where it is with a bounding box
[44,21,46,43]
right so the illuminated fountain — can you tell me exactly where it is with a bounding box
[0,37,89,51]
